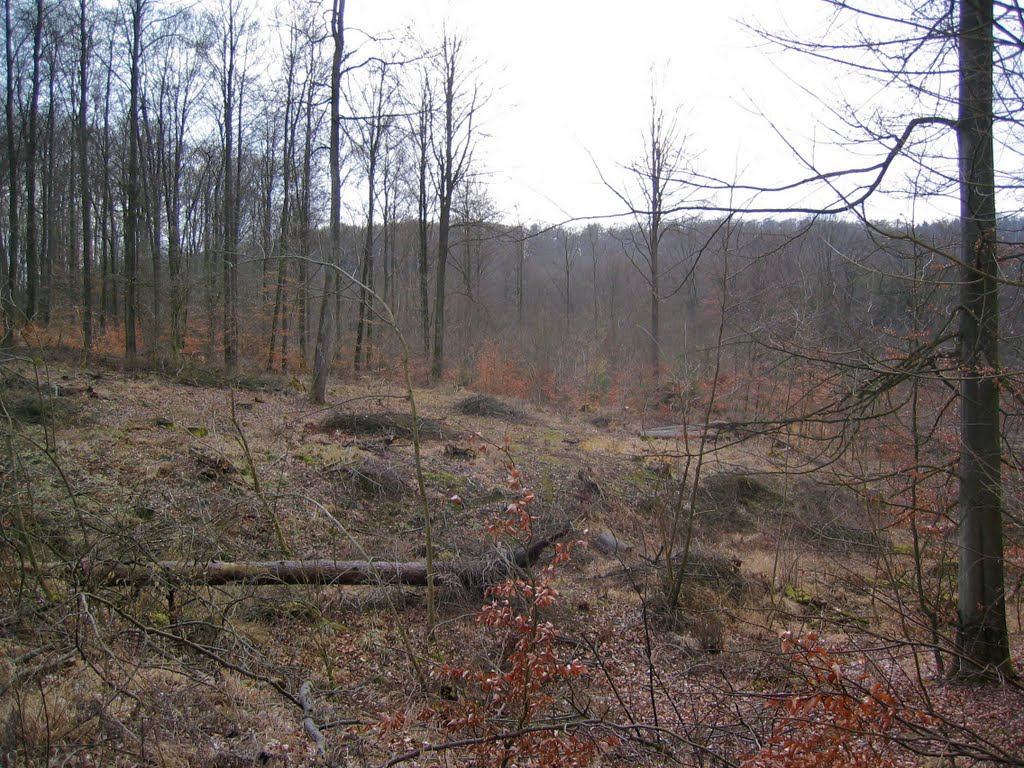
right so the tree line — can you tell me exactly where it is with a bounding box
[0,0,481,393]
[5,0,1019,395]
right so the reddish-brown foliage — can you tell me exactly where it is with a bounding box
[743,633,934,768]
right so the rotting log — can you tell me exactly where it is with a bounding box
[31,527,571,591]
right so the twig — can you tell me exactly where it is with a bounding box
[299,680,328,756]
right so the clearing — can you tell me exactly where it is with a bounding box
[1,355,1022,767]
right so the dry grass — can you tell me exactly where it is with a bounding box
[0,355,1020,766]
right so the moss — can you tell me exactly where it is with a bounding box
[626,469,661,488]
[540,429,564,447]
[423,470,465,490]
[784,583,814,605]
[295,444,360,466]
[316,619,348,636]
[283,600,321,620]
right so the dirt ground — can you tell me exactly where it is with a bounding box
[2,356,1022,766]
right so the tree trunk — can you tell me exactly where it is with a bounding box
[648,109,663,382]
[140,95,162,357]
[124,0,144,367]
[298,44,316,368]
[417,80,431,357]
[516,226,524,333]
[310,0,345,403]
[354,150,376,371]
[23,0,43,321]
[221,4,239,379]
[99,30,116,330]
[64,529,569,590]
[432,203,450,380]
[79,0,93,357]
[40,71,56,325]
[955,0,1012,679]
[430,39,467,382]
[268,77,294,371]
[3,0,20,344]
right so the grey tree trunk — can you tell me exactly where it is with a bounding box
[23,0,43,321]
[354,104,383,371]
[955,0,1012,678]
[3,0,20,345]
[430,36,474,381]
[220,1,241,379]
[649,188,661,381]
[417,78,431,357]
[79,0,93,357]
[310,0,345,404]
[124,0,145,366]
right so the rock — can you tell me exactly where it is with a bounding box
[592,531,630,555]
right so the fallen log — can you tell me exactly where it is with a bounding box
[33,527,571,592]
[640,420,741,440]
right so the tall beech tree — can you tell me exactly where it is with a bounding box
[78,0,93,356]
[351,58,398,372]
[604,85,693,383]
[152,9,207,359]
[736,0,1016,677]
[955,0,1010,678]
[266,9,307,373]
[213,0,257,378]
[430,32,478,381]
[412,67,432,356]
[23,0,43,321]
[3,0,19,343]
[122,0,146,365]
[309,0,345,404]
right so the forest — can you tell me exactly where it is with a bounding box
[2,0,1024,766]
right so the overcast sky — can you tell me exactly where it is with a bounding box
[343,0,957,226]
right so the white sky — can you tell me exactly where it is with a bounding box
[345,0,959,226]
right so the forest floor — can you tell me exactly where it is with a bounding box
[2,352,1023,767]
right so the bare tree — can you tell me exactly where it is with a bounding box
[23,0,43,321]
[152,9,207,359]
[954,0,1010,678]
[734,0,1015,677]
[351,58,399,372]
[604,84,694,382]
[309,0,345,404]
[559,227,577,332]
[412,66,432,356]
[79,0,93,356]
[429,32,479,381]
[213,0,257,378]
[2,0,20,344]
[266,5,309,373]
[122,0,146,366]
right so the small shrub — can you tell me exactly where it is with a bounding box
[742,632,933,768]
[376,467,616,766]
